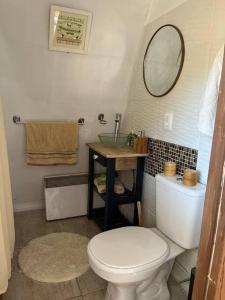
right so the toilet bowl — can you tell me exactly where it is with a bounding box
[88,175,206,300]
[88,226,184,300]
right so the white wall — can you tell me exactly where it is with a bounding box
[146,0,188,24]
[123,0,225,185]
[122,0,225,290]
[0,0,151,211]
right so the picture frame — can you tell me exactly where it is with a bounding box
[49,5,92,54]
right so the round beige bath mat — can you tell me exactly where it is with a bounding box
[18,232,90,283]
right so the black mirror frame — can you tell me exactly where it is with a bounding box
[143,24,185,98]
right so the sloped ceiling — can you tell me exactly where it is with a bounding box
[145,0,188,24]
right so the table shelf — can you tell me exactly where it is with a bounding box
[92,208,131,231]
[94,186,135,205]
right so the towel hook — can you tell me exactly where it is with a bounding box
[13,115,22,124]
[98,113,107,125]
[78,118,85,125]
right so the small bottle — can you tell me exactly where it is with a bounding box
[136,131,148,153]
[127,130,137,147]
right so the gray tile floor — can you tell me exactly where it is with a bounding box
[3,210,106,300]
[168,277,188,300]
[2,210,187,300]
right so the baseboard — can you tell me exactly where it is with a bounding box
[13,200,45,212]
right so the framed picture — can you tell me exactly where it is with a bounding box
[49,6,92,54]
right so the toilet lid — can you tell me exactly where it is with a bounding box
[88,227,169,270]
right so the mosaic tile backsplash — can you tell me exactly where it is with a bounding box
[145,138,198,177]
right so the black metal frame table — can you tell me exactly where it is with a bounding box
[87,143,147,231]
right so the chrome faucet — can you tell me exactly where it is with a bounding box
[114,113,122,141]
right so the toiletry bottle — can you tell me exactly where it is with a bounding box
[136,131,148,153]
[128,130,137,147]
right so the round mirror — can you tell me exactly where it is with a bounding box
[143,25,185,97]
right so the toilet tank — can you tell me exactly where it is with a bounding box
[156,174,206,249]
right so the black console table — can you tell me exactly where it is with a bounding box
[87,143,147,231]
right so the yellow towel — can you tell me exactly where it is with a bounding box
[26,122,78,165]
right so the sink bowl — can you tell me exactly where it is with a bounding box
[98,133,128,148]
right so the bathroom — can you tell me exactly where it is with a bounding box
[0,0,225,299]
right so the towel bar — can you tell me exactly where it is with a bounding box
[12,115,85,125]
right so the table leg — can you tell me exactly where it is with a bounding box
[134,157,145,226]
[88,149,94,219]
[104,158,115,230]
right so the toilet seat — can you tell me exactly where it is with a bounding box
[88,227,169,284]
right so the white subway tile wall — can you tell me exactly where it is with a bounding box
[122,0,225,293]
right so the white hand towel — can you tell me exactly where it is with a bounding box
[198,46,224,136]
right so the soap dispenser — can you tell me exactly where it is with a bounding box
[135,131,148,154]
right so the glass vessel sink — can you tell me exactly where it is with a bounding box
[98,133,128,148]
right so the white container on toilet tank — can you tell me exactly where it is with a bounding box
[156,174,206,249]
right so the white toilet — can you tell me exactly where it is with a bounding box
[88,174,206,300]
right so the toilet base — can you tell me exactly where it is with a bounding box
[105,260,174,300]
[106,282,139,300]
